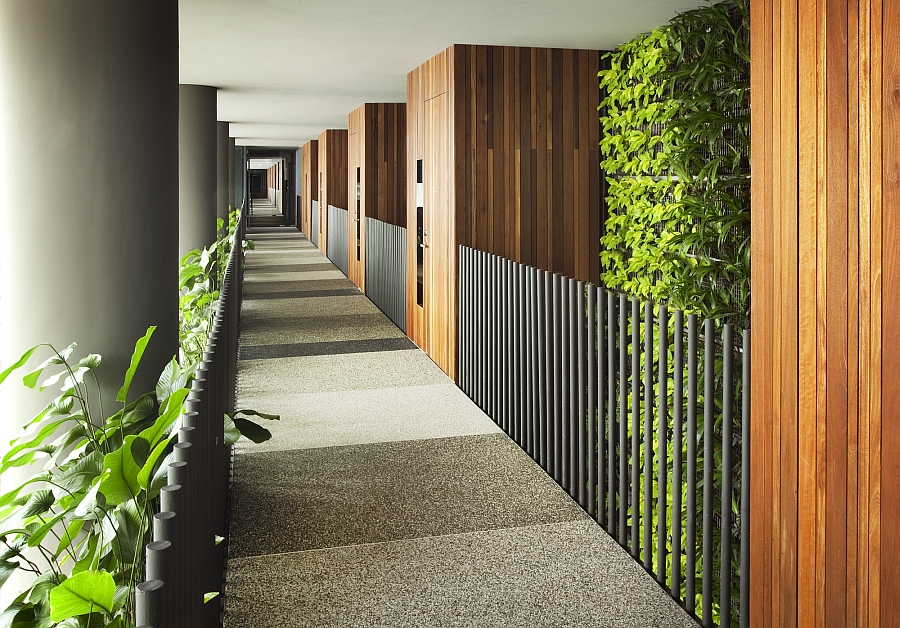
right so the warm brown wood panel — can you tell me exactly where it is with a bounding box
[317,129,348,255]
[300,140,318,238]
[751,1,890,625]
[407,44,603,378]
[347,103,407,291]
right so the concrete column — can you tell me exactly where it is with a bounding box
[216,120,231,226]
[228,137,236,212]
[0,0,178,413]
[179,85,217,257]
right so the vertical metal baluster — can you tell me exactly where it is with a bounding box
[631,297,640,556]
[687,314,698,615]
[598,287,607,526]
[540,271,550,469]
[619,293,628,547]
[644,300,653,570]
[702,318,714,625]
[515,263,523,447]
[608,291,616,537]
[500,259,508,432]
[586,284,596,516]
[526,266,535,457]
[740,329,750,628]
[561,278,572,495]
[720,324,734,628]
[459,247,467,395]
[673,310,684,601]
[657,304,669,583]
[572,280,582,502]
[553,274,563,484]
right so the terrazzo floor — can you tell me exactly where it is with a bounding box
[224,226,697,628]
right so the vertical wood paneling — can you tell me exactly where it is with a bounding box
[882,0,900,621]
[347,103,407,292]
[317,129,348,256]
[752,1,891,625]
[300,140,318,237]
[406,44,603,379]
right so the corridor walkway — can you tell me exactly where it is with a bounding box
[223,227,696,628]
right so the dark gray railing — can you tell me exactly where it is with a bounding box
[364,217,406,332]
[458,246,750,628]
[326,205,349,276]
[310,200,319,247]
[134,218,244,628]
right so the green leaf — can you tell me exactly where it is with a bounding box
[156,357,189,404]
[129,437,150,469]
[136,438,173,490]
[223,415,240,446]
[48,570,115,621]
[115,326,155,404]
[0,346,41,386]
[203,591,220,604]
[20,490,55,519]
[98,438,141,506]
[138,388,189,448]
[232,418,272,444]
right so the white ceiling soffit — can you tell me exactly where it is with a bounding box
[180,0,703,147]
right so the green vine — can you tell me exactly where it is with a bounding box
[599,0,750,326]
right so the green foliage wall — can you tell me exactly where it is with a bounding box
[599,0,750,325]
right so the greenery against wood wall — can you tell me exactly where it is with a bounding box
[599,0,750,325]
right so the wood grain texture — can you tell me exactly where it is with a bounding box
[300,140,318,237]
[406,44,603,378]
[752,1,889,625]
[347,103,407,291]
[317,129,348,256]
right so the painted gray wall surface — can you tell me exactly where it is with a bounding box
[0,0,179,480]
[228,137,236,212]
[179,84,217,257]
[216,120,230,225]
[235,146,246,209]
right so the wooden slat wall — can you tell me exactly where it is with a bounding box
[751,1,893,625]
[406,44,602,378]
[317,129,348,255]
[300,140,318,237]
[452,45,602,283]
[348,103,407,291]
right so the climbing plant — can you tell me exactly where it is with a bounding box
[599,0,750,326]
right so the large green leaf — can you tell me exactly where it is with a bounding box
[20,490,54,519]
[0,345,40,386]
[232,418,272,444]
[156,357,190,404]
[48,570,114,621]
[115,327,155,404]
[22,343,76,389]
[138,388,189,448]
[137,438,173,490]
[97,438,141,506]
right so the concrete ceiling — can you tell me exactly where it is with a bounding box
[179,0,702,149]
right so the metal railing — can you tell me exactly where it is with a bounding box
[364,217,406,332]
[326,205,349,276]
[458,246,750,628]
[134,217,244,628]
[310,200,319,247]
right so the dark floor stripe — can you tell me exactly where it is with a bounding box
[239,337,416,360]
[243,288,361,300]
[250,263,335,273]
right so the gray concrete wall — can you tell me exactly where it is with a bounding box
[0,0,178,486]
[217,120,231,226]
[179,84,217,257]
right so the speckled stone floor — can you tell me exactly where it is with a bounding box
[224,227,697,628]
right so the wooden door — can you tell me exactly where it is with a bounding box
[424,93,450,372]
[347,130,365,288]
